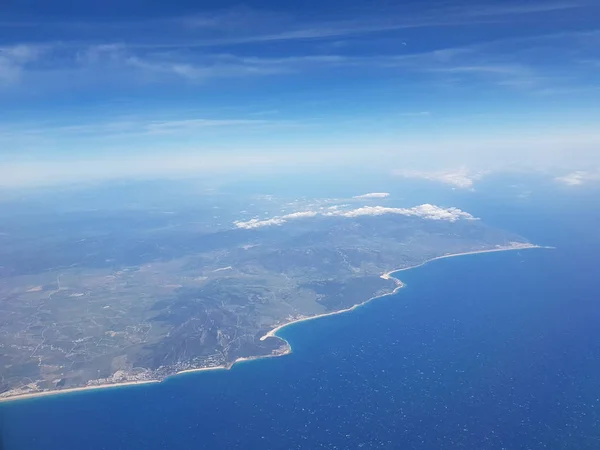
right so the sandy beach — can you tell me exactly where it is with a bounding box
[0,379,160,403]
[260,277,405,341]
[0,242,547,404]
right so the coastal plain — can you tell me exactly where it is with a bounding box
[0,189,534,400]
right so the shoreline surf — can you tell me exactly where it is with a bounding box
[0,243,548,404]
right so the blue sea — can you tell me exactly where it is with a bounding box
[2,182,600,450]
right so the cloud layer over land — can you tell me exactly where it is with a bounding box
[234,204,476,229]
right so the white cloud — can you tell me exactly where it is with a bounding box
[233,217,287,229]
[352,192,390,199]
[326,204,476,221]
[283,211,320,219]
[234,210,318,229]
[554,171,600,186]
[393,168,487,189]
[234,203,476,229]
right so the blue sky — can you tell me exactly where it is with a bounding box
[1,0,599,187]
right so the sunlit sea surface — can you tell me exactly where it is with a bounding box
[2,185,600,450]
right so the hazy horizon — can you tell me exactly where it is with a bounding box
[1,0,600,188]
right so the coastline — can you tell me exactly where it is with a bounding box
[382,243,552,279]
[261,243,548,342]
[0,380,160,403]
[0,243,548,404]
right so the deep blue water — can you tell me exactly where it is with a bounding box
[2,188,600,450]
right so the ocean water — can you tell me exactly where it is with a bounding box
[1,189,600,450]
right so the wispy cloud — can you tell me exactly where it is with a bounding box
[0,116,301,141]
[1,2,587,46]
[352,192,390,199]
[0,45,530,90]
[161,4,589,49]
[4,27,593,94]
[555,170,600,186]
[458,1,588,17]
[0,2,597,88]
[234,203,476,228]
[393,168,488,189]
[143,118,277,134]
[56,45,357,82]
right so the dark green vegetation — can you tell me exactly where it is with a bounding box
[0,186,530,399]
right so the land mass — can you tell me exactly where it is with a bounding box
[0,191,542,401]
